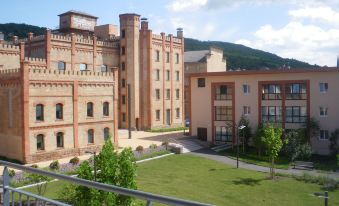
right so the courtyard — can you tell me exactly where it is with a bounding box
[18,154,339,206]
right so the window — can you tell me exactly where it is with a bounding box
[285,83,306,100]
[155,69,160,81]
[156,110,160,121]
[121,79,126,88]
[87,102,94,117]
[166,89,170,100]
[215,85,232,100]
[36,134,44,151]
[88,129,94,144]
[121,62,125,71]
[121,47,126,55]
[320,107,328,117]
[36,104,44,121]
[103,102,109,116]
[121,29,126,38]
[166,52,170,63]
[262,84,281,100]
[286,106,307,123]
[176,89,180,99]
[319,130,329,140]
[197,78,205,87]
[319,83,328,93]
[175,53,179,64]
[56,132,64,148]
[261,106,282,123]
[176,108,180,118]
[58,61,66,70]
[155,50,160,62]
[156,89,160,100]
[243,84,250,94]
[166,70,170,81]
[101,65,108,72]
[176,71,180,81]
[104,128,110,141]
[122,95,126,105]
[80,63,87,71]
[215,106,232,121]
[243,106,251,115]
[215,126,232,142]
[122,113,126,122]
[56,103,63,120]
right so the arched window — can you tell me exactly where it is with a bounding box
[36,104,44,121]
[36,134,44,150]
[87,102,94,117]
[56,103,63,120]
[58,61,66,70]
[56,132,64,148]
[103,102,109,116]
[88,129,94,144]
[101,65,108,72]
[104,127,110,141]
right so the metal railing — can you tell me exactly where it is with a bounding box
[0,160,214,206]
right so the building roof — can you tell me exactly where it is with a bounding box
[189,67,339,77]
[58,10,98,19]
[184,50,209,63]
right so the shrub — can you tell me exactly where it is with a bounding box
[282,129,311,161]
[31,164,38,168]
[49,160,60,170]
[149,143,157,149]
[69,157,80,165]
[136,145,144,153]
[8,169,15,178]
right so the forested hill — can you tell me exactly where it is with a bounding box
[0,23,318,70]
[184,38,318,70]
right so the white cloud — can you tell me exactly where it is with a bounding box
[235,21,339,66]
[289,6,339,25]
[167,0,208,12]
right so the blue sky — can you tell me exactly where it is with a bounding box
[1,0,339,66]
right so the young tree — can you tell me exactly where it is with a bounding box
[262,124,283,179]
[25,165,52,196]
[238,115,252,152]
[329,129,339,156]
[304,117,320,145]
[253,124,266,156]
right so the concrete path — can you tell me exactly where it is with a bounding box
[190,148,339,180]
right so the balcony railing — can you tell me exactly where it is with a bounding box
[0,160,213,206]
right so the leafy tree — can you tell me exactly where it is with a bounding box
[238,115,252,152]
[304,117,320,145]
[253,124,266,156]
[329,129,339,156]
[262,124,284,179]
[282,129,311,161]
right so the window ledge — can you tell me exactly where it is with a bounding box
[36,150,45,153]
[35,121,44,123]
[55,119,64,122]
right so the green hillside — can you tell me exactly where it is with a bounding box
[184,38,318,70]
[0,23,46,41]
[0,23,318,70]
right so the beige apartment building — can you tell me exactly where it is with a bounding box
[189,69,339,155]
[0,11,184,163]
[184,47,226,119]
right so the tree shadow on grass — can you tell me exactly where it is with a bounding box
[232,178,264,186]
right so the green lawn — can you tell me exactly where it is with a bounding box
[19,155,339,206]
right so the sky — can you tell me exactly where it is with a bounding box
[1,0,339,66]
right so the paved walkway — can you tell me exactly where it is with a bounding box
[190,148,339,180]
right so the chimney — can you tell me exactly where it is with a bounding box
[28,32,34,40]
[177,28,183,38]
[0,32,4,43]
[12,35,18,43]
[141,17,148,30]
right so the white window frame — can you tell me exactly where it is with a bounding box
[319,107,328,117]
[319,83,328,93]
[319,130,329,140]
[243,84,250,94]
[243,106,251,116]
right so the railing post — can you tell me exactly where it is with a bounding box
[2,166,10,206]
[146,200,152,206]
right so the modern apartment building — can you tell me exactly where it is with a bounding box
[184,47,226,119]
[0,11,184,163]
[189,68,339,155]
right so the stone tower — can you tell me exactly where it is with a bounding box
[119,14,141,130]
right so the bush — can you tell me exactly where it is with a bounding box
[149,143,157,149]
[8,169,15,178]
[282,129,311,161]
[31,164,38,168]
[294,173,339,190]
[49,160,60,170]
[69,157,80,165]
[136,145,144,153]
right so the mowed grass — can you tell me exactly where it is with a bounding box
[20,155,339,206]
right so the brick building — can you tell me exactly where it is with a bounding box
[0,11,184,163]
